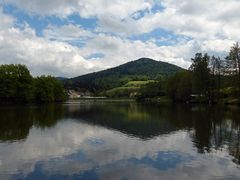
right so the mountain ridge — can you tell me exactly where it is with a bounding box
[64,58,185,92]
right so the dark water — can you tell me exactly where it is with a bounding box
[0,101,240,180]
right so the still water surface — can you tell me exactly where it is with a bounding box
[0,101,240,179]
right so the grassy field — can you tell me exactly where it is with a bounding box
[123,80,154,87]
[103,80,154,98]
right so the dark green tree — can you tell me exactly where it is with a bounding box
[190,53,211,98]
[209,56,223,99]
[167,71,192,102]
[0,64,67,103]
[0,64,33,102]
[34,76,67,102]
[138,79,165,100]
[226,42,240,95]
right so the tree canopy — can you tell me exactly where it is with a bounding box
[0,64,67,103]
[137,42,240,104]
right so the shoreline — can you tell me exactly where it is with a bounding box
[1,97,240,107]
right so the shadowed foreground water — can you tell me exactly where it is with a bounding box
[0,101,240,179]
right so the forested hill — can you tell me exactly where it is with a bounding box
[65,58,184,92]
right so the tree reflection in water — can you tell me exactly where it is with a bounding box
[0,102,240,165]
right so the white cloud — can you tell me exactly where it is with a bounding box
[134,0,240,40]
[4,0,79,17]
[0,32,104,77]
[43,24,94,42]
[83,34,203,69]
[4,0,153,19]
[0,9,105,77]
[0,7,14,28]
[92,0,240,42]
[0,1,240,76]
[4,0,240,40]
[0,8,192,77]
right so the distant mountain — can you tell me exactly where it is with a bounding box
[56,77,68,81]
[65,58,184,92]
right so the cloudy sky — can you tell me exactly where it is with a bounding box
[0,0,239,77]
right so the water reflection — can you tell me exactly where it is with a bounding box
[67,102,240,162]
[0,102,240,179]
[0,104,64,142]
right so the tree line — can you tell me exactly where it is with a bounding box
[138,42,240,104]
[0,64,67,103]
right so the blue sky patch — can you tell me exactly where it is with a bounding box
[3,4,67,36]
[68,13,97,30]
[86,53,105,60]
[3,4,97,37]
[151,3,165,13]
[129,28,188,46]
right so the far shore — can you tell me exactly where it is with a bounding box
[65,96,240,107]
[66,97,136,102]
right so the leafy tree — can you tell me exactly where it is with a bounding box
[0,64,33,102]
[226,42,240,94]
[209,56,224,99]
[190,53,211,97]
[0,64,67,103]
[167,71,192,102]
[138,80,165,100]
[34,76,67,102]
[15,65,34,101]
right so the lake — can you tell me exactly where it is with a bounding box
[0,101,240,180]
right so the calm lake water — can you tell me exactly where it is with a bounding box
[0,101,240,180]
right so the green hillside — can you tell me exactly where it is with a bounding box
[103,80,154,98]
[65,58,184,92]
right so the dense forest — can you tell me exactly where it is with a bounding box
[0,64,67,103]
[138,42,240,105]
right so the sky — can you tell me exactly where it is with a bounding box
[0,0,239,77]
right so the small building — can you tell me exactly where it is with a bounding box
[67,90,81,99]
